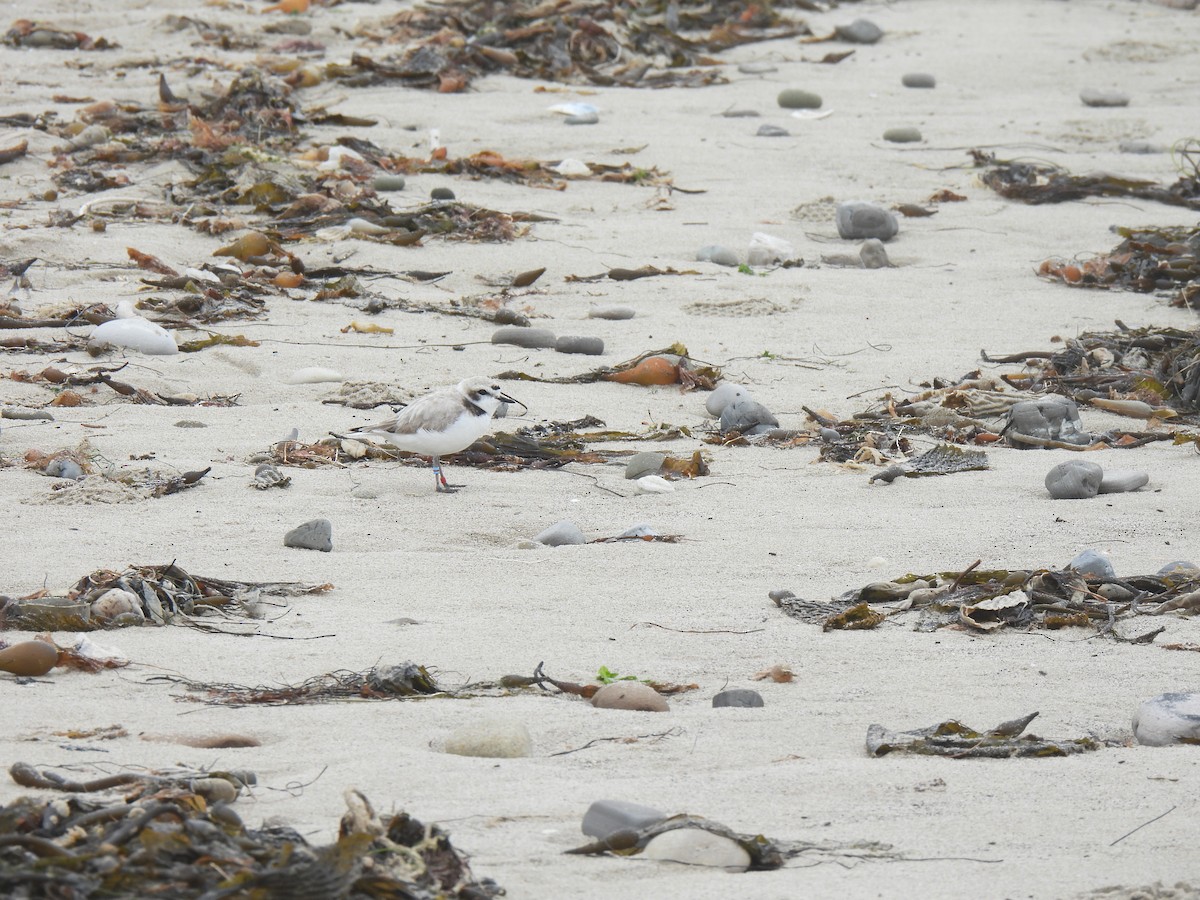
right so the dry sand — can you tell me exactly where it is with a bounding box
[3,0,1200,897]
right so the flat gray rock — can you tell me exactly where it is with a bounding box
[587,305,635,320]
[1133,693,1200,746]
[835,18,883,44]
[372,174,406,192]
[836,201,898,241]
[1045,460,1103,499]
[1067,549,1115,579]
[756,124,790,137]
[883,126,922,143]
[1080,88,1130,107]
[582,800,666,838]
[697,244,739,267]
[284,518,332,552]
[625,451,665,480]
[1098,469,1149,494]
[1006,396,1092,447]
[713,689,764,708]
[534,520,587,546]
[491,326,557,349]
[777,88,822,110]
[860,239,890,268]
[555,335,604,355]
[902,72,936,88]
[720,397,779,434]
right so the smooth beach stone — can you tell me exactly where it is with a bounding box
[819,427,841,443]
[747,232,794,266]
[1080,89,1130,108]
[284,518,332,552]
[615,523,659,539]
[45,458,84,480]
[860,239,890,268]
[777,89,822,110]
[756,124,790,137]
[696,244,739,267]
[883,126,922,143]
[372,174,406,192]
[643,829,751,871]
[0,640,59,676]
[626,451,666,480]
[835,18,884,44]
[636,475,674,494]
[1067,549,1115,579]
[737,61,777,75]
[430,187,455,200]
[284,367,342,384]
[533,520,587,547]
[592,681,669,712]
[712,689,764,708]
[1133,693,1200,746]
[1119,140,1165,154]
[835,202,899,241]
[705,383,751,417]
[902,72,936,89]
[1097,469,1149,494]
[491,326,557,349]
[443,719,532,758]
[1006,396,1091,447]
[582,800,666,839]
[587,305,635,320]
[91,317,178,356]
[90,588,143,623]
[720,397,779,434]
[564,112,599,125]
[1045,459,1103,499]
[555,335,605,356]
[1158,560,1200,579]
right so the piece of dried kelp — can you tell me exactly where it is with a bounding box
[823,602,886,631]
[152,661,441,706]
[497,343,720,389]
[866,714,1102,758]
[869,444,989,483]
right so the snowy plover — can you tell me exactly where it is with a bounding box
[345,377,524,493]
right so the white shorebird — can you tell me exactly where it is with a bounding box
[345,377,523,493]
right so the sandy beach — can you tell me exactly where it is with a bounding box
[2,0,1200,896]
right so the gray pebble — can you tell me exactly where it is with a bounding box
[720,109,760,118]
[777,89,822,110]
[174,420,207,428]
[1006,396,1092,447]
[492,308,530,327]
[902,72,936,89]
[1158,560,1200,579]
[1080,89,1130,108]
[737,62,778,75]
[835,18,884,44]
[615,523,659,539]
[1097,469,1149,494]
[45,458,84,480]
[883,126,922,143]
[252,462,291,490]
[582,800,666,839]
[835,201,899,241]
[284,518,332,552]
[555,335,604,355]
[712,689,764,708]
[625,451,666,480]
[1133,693,1200,747]
[587,305,635,320]
[533,520,587,547]
[1045,459,1103,499]
[1067,549,1115,579]
[819,427,841,443]
[443,719,532,758]
[430,187,455,200]
[756,124,790,137]
[696,244,739,267]
[565,112,599,125]
[720,396,779,434]
[859,239,890,268]
[372,174,406,192]
[491,326,557,349]
[705,383,751,417]
[1,408,53,421]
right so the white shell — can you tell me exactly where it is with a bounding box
[636,475,674,494]
[91,317,178,355]
[90,588,143,622]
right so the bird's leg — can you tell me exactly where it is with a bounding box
[431,456,462,493]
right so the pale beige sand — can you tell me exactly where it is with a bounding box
[3,0,1200,897]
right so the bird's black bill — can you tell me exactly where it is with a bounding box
[498,393,527,414]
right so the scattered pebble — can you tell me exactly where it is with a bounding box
[252,463,290,490]
[1045,460,1103,499]
[1067,549,1115,579]
[592,681,670,712]
[372,174,406,192]
[0,640,59,676]
[45,459,84,480]
[835,201,899,241]
[643,829,751,871]
[747,232,794,265]
[1006,396,1091,447]
[776,89,822,110]
[582,800,666,839]
[756,124,790,137]
[443,719,532,758]
[1098,469,1149,494]
[555,335,604,355]
[706,383,751,417]
[2,408,52,421]
[819,427,841,443]
[1080,88,1130,108]
[902,72,936,88]
[720,396,779,434]
[883,126,922,143]
[1158,560,1200,579]
[491,326,557,349]
[712,689,764,708]
[860,239,890,268]
[720,108,760,118]
[696,244,739,267]
[284,367,343,384]
[551,158,591,177]
[430,187,455,200]
[284,518,333,552]
[90,588,143,623]
[587,305,635,320]
[1133,693,1200,746]
[737,62,778,75]
[626,452,666,480]
[533,520,587,546]
[565,111,600,125]
[636,475,674,494]
[835,18,884,44]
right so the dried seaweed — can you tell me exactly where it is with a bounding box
[497,342,721,388]
[866,714,1103,758]
[151,661,442,706]
[868,444,989,483]
[0,786,501,899]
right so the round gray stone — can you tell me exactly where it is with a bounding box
[587,305,635,320]
[284,518,332,552]
[1158,560,1200,579]
[555,335,605,355]
[835,18,883,44]
[756,124,790,137]
[45,459,84,480]
[705,383,752,417]
[1080,88,1130,108]
[372,174,406,192]
[1007,396,1092,447]
[582,800,666,839]
[777,89,822,110]
[491,326,557,349]
[1097,469,1149,494]
[564,112,599,125]
[883,126,922,143]
[625,451,665,480]
[533,520,586,546]
[1045,460,1103,499]
[835,202,899,241]
[902,72,936,89]
[712,689,764,708]
[860,239,890,268]
[1067,549,1115,579]
[697,244,739,267]
[430,187,455,200]
[720,397,779,435]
